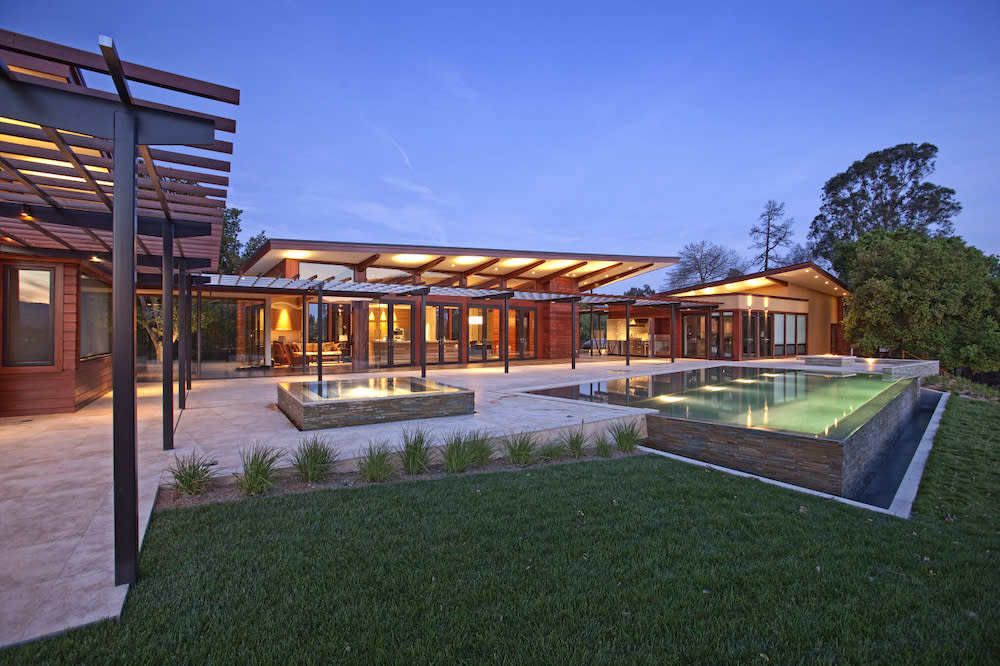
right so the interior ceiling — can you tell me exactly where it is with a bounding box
[242,241,679,292]
[0,30,238,273]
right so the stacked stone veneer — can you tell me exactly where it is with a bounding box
[644,378,918,499]
[277,384,474,431]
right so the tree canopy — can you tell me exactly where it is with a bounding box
[843,230,1000,372]
[624,285,654,298]
[808,143,961,268]
[663,241,746,289]
[749,200,794,271]
[219,208,268,274]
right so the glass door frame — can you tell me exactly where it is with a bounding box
[508,306,537,361]
[425,302,462,365]
[368,300,415,368]
[467,304,502,362]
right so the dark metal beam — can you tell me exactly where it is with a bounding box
[571,299,577,370]
[0,74,215,145]
[420,292,427,379]
[0,202,213,238]
[317,284,324,383]
[502,297,509,373]
[111,110,138,587]
[625,302,631,367]
[43,126,115,213]
[177,261,187,409]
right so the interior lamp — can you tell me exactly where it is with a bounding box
[274,308,293,331]
[469,315,484,325]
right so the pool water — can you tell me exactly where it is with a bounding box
[279,376,462,403]
[530,366,903,440]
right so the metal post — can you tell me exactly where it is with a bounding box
[502,297,509,373]
[589,307,594,356]
[317,284,324,383]
[670,304,676,363]
[625,302,631,367]
[112,110,138,586]
[185,271,192,390]
[420,292,427,378]
[161,221,173,450]
[196,288,202,376]
[301,291,308,375]
[177,260,186,409]
[571,299,577,370]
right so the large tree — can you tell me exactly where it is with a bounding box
[808,143,961,267]
[219,207,268,273]
[843,230,1000,372]
[750,200,794,271]
[664,241,745,289]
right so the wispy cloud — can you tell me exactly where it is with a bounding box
[381,176,433,199]
[369,123,414,170]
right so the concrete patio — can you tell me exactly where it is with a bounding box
[1,356,721,647]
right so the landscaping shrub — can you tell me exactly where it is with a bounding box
[398,427,434,475]
[536,441,566,462]
[595,435,612,458]
[464,430,495,468]
[609,421,641,453]
[291,435,338,483]
[441,432,472,473]
[560,428,587,459]
[503,432,537,465]
[167,451,218,496]
[357,441,394,482]
[233,443,283,496]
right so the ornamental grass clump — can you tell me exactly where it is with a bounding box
[233,443,283,496]
[503,432,537,465]
[561,428,587,459]
[398,427,434,475]
[167,451,218,496]
[536,441,566,462]
[357,441,394,482]
[595,435,612,458]
[609,421,641,453]
[464,430,495,468]
[441,432,473,474]
[291,435,338,483]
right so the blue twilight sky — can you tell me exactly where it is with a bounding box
[6,1,1000,292]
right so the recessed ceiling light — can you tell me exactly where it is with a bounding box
[453,255,487,265]
[393,254,434,264]
[284,250,310,260]
[501,257,534,267]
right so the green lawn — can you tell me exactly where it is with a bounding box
[3,398,999,664]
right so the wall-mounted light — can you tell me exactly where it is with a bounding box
[274,308,293,331]
[19,204,33,221]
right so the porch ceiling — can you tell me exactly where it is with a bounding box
[239,239,678,292]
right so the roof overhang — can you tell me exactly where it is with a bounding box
[239,239,678,291]
[663,262,849,298]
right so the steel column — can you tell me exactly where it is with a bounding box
[625,302,631,367]
[420,293,427,378]
[589,308,594,356]
[196,288,202,376]
[571,299,577,370]
[185,271,192,390]
[111,110,138,586]
[177,260,186,409]
[160,220,173,450]
[317,284,324,383]
[301,292,308,374]
[501,297,509,374]
[671,304,677,363]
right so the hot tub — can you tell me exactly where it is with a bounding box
[277,377,474,430]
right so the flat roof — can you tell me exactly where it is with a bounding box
[0,30,238,273]
[661,262,850,298]
[240,239,678,291]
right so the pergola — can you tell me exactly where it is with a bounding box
[0,30,239,585]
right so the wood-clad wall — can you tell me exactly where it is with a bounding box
[0,259,112,417]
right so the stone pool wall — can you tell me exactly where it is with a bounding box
[644,377,919,499]
[277,385,475,430]
[841,378,919,497]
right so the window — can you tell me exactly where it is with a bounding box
[796,314,807,354]
[774,313,785,356]
[80,274,112,359]
[3,266,55,366]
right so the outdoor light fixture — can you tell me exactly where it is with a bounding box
[284,250,310,260]
[19,204,33,221]
[392,254,433,264]
[453,255,487,265]
[501,257,534,267]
